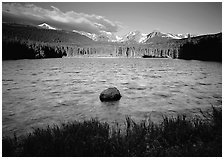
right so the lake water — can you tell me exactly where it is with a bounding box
[2,58,222,137]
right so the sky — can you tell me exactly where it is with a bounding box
[2,2,222,36]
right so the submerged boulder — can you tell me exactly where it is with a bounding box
[100,87,122,102]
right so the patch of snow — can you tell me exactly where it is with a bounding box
[166,33,182,39]
[139,33,148,43]
[112,35,124,42]
[100,30,112,35]
[38,23,57,30]
[72,30,97,41]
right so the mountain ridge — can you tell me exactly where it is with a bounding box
[38,23,198,44]
[3,22,95,45]
[2,22,221,62]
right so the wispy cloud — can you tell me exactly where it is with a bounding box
[2,3,122,34]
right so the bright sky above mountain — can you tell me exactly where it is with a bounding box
[2,2,222,36]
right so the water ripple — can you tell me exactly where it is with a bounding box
[2,58,222,137]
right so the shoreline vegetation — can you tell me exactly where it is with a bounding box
[3,107,221,157]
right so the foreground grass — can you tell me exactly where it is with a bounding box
[3,107,222,157]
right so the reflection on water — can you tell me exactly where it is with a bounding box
[3,58,222,137]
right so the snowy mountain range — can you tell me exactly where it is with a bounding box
[38,23,197,43]
[117,30,197,43]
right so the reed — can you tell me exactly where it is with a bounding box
[2,107,221,157]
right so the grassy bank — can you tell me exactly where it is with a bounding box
[3,107,222,157]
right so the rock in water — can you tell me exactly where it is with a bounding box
[100,87,122,102]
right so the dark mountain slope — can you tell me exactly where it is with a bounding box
[2,23,97,60]
[178,33,222,61]
[3,23,95,45]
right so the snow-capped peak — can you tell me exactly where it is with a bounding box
[38,23,57,30]
[139,33,148,43]
[165,33,182,39]
[72,30,97,41]
[126,30,141,38]
[111,35,123,42]
[145,30,187,40]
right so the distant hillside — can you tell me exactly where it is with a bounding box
[2,23,95,60]
[144,31,179,44]
[3,23,95,45]
[147,32,221,47]
[178,33,222,61]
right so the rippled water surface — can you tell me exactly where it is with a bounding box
[3,58,222,137]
